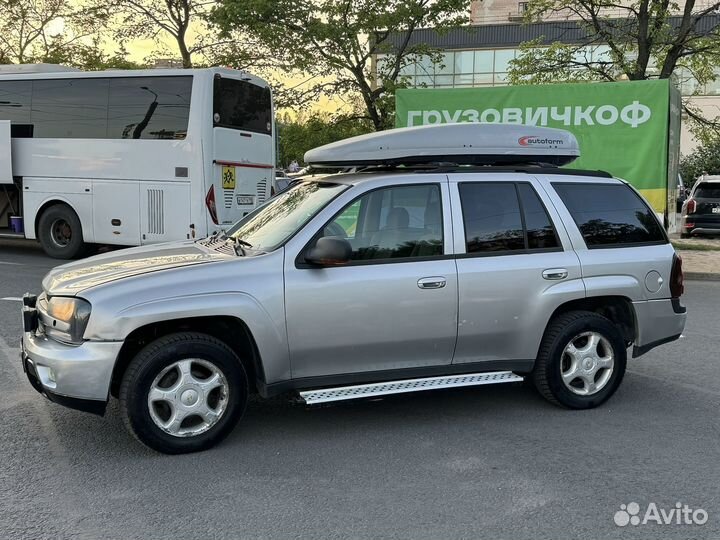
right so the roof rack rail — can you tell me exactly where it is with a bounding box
[305,123,580,168]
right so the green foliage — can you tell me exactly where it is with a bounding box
[43,42,145,70]
[0,0,108,64]
[276,112,373,167]
[509,0,720,88]
[679,137,720,183]
[212,0,471,130]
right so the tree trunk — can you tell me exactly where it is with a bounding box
[177,30,192,68]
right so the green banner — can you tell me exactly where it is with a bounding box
[396,80,673,212]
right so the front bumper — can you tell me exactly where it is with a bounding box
[632,298,687,358]
[21,331,122,415]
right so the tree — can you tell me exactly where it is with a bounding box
[276,112,373,167]
[508,0,720,135]
[43,41,146,70]
[101,0,258,69]
[212,0,471,131]
[680,137,720,182]
[0,0,107,64]
[510,0,720,83]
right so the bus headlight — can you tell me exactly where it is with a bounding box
[45,297,92,345]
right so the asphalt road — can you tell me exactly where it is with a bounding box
[1,238,719,540]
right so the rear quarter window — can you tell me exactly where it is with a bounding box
[552,182,667,248]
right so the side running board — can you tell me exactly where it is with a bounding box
[299,371,524,405]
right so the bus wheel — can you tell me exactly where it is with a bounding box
[38,204,87,259]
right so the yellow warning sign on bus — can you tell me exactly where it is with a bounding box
[221,166,236,189]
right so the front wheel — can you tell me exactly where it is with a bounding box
[533,311,626,409]
[119,333,248,454]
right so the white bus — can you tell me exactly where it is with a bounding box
[0,65,274,258]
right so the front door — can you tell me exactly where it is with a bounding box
[284,181,458,379]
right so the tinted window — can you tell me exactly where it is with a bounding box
[459,183,524,252]
[0,81,32,124]
[517,183,559,249]
[214,77,272,135]
[694,183,720,199]
[108,76,192,139]
[31,78,109,138]
[553,183,666,247]
[320,184,443,261]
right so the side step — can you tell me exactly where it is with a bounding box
[299,371,524,405]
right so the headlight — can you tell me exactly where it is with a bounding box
[45,296,92,345]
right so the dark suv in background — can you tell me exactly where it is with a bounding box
[681,176,720,237]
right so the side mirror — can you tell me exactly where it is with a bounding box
[305,237,352,266]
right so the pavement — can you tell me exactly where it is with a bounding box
[670,234,720,280]
[1,238,719,539]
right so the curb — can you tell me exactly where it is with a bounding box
[684,272,720,281]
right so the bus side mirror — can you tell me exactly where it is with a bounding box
[305,237,352,266]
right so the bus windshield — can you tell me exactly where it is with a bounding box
[226,181,347,251]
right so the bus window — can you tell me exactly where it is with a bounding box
[31,78,109,138]
[108,76,192,140]
[0,80,32,124]
[213,77,272,135]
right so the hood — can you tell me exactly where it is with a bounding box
[43,241,229,296]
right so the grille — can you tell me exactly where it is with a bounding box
[146,189,165,235]
[256,179,267,205]
[299,371,523,404]
[223,189,233,209]
[197,235,237,256]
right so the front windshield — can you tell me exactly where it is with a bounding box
[226,181,347,250]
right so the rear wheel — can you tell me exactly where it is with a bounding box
[37,204,86,259]
[533,311,626,409]
[119,332,248,454]
[680,232,691,239]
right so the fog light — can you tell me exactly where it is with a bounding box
[35,365,57,389]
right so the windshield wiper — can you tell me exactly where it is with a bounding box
[226,236,253,256]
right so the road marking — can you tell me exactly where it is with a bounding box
[1,297,23,302]
[0,261,21,266]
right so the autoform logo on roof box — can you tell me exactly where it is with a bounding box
[518,136,564,147]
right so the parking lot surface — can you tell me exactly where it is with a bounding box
[1,238,719,540]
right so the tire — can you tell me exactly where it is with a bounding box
[37,204,86,259]
[533,310,626,409]
[680,233,691,239]
[119,332,248,454]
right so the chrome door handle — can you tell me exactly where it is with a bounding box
[542,268,568,280]
[417,276,446,289]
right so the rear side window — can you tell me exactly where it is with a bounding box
[213,77,272,135]
[694,183,720,199]
[552,183,666,247]
[108,76,192,140]
[459,182,559,253]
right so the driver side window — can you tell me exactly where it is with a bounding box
[321,184,443,261]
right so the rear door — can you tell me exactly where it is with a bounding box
[450,174,584,366]
[210,76,274,228]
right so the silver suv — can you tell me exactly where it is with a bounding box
[20,125,687,454]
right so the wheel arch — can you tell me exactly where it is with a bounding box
[543,295,637,351]
[109,316,265,398]
[32,198,89,242]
